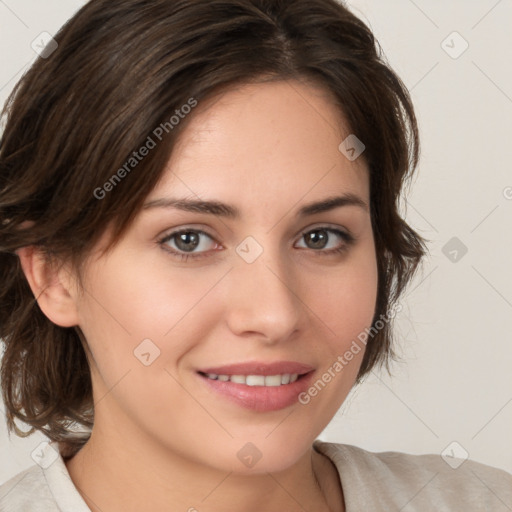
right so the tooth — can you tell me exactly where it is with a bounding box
[265,375,282,386]
[246,375,265,386]
[206,372,301,385]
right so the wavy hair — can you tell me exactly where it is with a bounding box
[0,0,427,454]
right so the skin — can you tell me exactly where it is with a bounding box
[18,79,378,512]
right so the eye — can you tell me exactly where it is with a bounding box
[158,226,355,262]
[158,229,220,260]
[295,227,354,254]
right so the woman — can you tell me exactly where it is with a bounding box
[0,0,511,510]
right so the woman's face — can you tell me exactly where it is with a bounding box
[73,79,378,474]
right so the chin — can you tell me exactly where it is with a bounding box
[204,431,317,475]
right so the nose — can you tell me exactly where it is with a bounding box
[223,246,302,344]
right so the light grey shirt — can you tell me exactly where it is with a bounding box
[1,439,511,510]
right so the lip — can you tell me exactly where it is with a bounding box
[197,360,315,376]
[196,360,316,412]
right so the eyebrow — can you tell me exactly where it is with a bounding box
[142,193,368,218]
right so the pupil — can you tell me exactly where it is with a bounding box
[307,230,327,249]
[176,232,199,252]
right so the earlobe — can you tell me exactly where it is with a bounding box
[16,246,80,328]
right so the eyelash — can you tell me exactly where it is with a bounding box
[157,227,355,262]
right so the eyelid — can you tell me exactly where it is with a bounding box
[295,225,354,250]
[158,227,220,250]
[297,222,352,238]
[157,224,355,263]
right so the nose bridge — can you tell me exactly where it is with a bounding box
[225,237,302,341]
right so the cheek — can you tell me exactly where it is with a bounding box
[312,237,378,338]
[75,254,227,377]
[301,235,378,391]
[73,256,228,442]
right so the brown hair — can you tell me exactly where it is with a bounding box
[0,0,426,452]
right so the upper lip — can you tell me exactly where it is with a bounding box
[198,361,315,376]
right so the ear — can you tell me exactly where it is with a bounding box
[16,246,80,328]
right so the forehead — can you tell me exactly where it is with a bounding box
[149,80,369,210]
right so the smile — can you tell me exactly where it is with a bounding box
[201,372,300,386]
[197,369,315,412]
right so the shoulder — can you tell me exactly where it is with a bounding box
[314,440,512,511]
[0,441,90,512]
[0,464,58,511]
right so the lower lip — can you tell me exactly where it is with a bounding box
[197,371,315,412]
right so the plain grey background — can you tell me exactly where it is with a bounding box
[1,0,511,485]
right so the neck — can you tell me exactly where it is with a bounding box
[65,421,343,512]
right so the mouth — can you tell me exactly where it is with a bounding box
[197,371,307,387]
[196,361,315,412]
